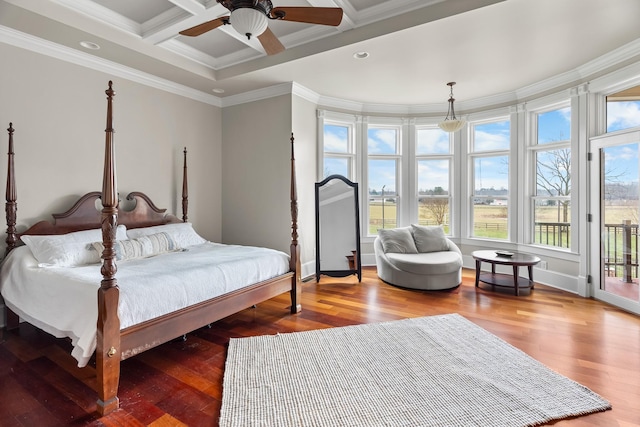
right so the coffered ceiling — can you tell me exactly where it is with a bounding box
[1,0,640,108]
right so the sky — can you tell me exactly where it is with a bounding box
[605,101,640,186]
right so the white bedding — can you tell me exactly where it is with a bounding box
[0,242,290,367]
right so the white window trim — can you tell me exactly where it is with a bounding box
[414,124,454,234]
[464,112,512,243]
[525,97,574,252]
[364,118,405,236]
[317,109,358,181]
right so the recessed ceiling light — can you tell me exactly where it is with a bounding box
[80,41,100,50]
[353,51,369,59]
[212,88,225,94]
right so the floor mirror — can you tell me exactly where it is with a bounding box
[315,175,361,282]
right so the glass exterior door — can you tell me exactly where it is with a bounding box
[591,132,640,314]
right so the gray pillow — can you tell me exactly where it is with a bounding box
[378,227,418,254]
[411,224,448,253]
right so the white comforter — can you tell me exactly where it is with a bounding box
[0,242,289,367]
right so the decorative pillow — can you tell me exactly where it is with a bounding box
[126,222,207,248]
[411,224,449,253]
[378,227,418,254]
[21,225,128,267]
[91,232,179,261]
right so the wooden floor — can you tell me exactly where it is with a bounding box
[1,267,639,426]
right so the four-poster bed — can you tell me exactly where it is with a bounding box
[1,81,302,416]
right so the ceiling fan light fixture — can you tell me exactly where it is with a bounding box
[230,8,268,40]
[437,82,466,133]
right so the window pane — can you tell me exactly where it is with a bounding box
[368,128,398,154]
[369,197,397,232]
[534,199,571,248]
[368,159,396,233]
[368,159,396,195]
[536,149,571,196]
[416,128,450,155]
[472,199,508,239]
[473,155,508,240]
[324,124,349,153]
[473,120,510,151]
[474,156,509,194]
[323,157,349,179]
[538,107,570,144]
[607,101,640,132]
[604,144,639,202]
[418,197,450,231]
[418,160,449,195]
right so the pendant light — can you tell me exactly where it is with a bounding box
[438,82,466,133]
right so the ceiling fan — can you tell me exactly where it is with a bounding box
[179,0,343,55]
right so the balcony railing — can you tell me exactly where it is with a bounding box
[534,222,570,248]
[603,221,638,282]
[535,221,638,282]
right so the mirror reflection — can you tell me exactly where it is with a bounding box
[315,175,361,282]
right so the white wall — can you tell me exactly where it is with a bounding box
[291,95,318,277]
[219,93,317,277]
[0,42,222,247]
[221,95,294,254]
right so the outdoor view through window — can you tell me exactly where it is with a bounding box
[322,89,640,245]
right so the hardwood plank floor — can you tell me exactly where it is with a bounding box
[1,267,639,426]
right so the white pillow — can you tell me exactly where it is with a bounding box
[378,227,418,254]
[21,225,128,267]
[92,232,179,261]
[411,224,449,253]
[126,222,207,248]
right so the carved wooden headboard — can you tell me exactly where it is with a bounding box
[16,191,182,238]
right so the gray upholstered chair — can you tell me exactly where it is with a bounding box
[374,225,462,290]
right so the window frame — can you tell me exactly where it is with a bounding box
[365,120,404,236]
[415,125,454,234]
[526,101,573,251]
[318,111,357,182]
[467,117,512,242]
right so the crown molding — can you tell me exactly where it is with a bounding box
[52,0,142,35]
[2,19,640,114]
[0,25,221,107]
[221,82,295,107]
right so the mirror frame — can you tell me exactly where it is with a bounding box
[315,174,362,282]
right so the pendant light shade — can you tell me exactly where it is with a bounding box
[230,8,268,40]
[438,82,466,133]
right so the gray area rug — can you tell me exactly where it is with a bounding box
[219,314,610,427]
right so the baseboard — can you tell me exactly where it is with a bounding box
[301,260,315,281]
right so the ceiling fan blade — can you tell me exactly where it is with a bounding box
[271,7,343,26]
[258,27,285,55]
[179,17,228,37]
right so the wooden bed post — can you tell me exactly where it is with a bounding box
[182,147,188,222]
[5,123,17,257]
[96,81,121,416]
[289,133,302,313]
[4,123,20,334]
